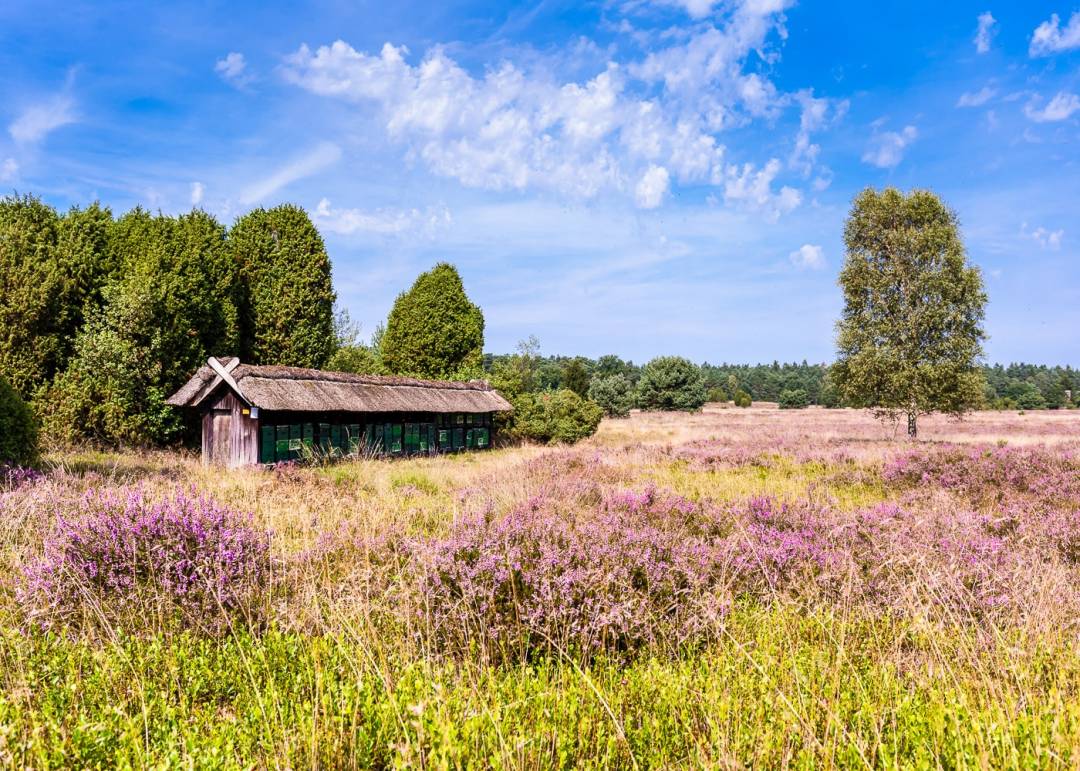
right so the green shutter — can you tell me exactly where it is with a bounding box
[349,424,362,455]
[260,425,275,464]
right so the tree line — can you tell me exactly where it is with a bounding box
[0,195,335,447]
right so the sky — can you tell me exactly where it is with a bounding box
[1,1,1078,365]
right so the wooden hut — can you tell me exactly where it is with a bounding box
[166,357,512,468]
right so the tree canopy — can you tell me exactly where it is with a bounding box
[381,263,485,380]
[833,188,987,437]
[230,205,336,369]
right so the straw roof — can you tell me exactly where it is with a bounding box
[167,358,512,414]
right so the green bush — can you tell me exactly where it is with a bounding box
[509,389,602,444]
[0,375,39,466]
[706,387,727,403]
[734,390,752,408]
[637,357,707,412]
[778,388,809,409]
[587,374,635,418]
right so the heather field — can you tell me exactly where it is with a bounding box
[5,407,1080,768]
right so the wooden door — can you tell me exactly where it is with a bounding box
[210,409,232,465]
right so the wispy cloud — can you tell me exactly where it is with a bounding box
[1029,11,1080,56]
[238,141,342,204]
[215,52,253,87]
[957,86,996,108]
[861,124,917,169]
[1024,92,1080,123]
[9,92,76,145]
[314,198,451,236]
[0,158,17,182]
[974,12,997,54]
[190,181,204,205]
[789,243,824,269]
[1023,222,1064,250]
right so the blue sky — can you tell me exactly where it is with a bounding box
[1,1,1078,364]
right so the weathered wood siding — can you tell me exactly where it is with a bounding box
[201,390,259,468]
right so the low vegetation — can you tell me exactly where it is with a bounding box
[4,408,1080,766]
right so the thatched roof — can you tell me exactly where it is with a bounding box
[166,358,512,414]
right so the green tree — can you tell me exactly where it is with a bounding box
[490,336,541,397]
[562,357,591,397]
[588,374,635,418]
[637,356,707,412]
[833,188,987,438]
[0,375,38,466]
[778,388,809,409]
[326,306,383,375]
[41,209,241,446]
[0,195,67,396]
[230,205,336,368]
[381,263,484,380]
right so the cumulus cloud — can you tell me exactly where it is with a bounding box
[190,181,205,205]
[1024,91,1080,122]
[1029,12,1080,56]
[314,198,452,236]
[957,86,996,108]
[635,164,670,208]
[861,124,917,169]
[281,0,823,214]
[238,142,342,204]
[0,158,17,182]
[1023,223,1064,250]
[723,159,801,220]
[9,94,76,145]
[789,89,847,177]
[974,12,997,54]
[789,243,824,269]
[216,52,253,87]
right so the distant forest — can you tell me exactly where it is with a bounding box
[484,354,1080,410]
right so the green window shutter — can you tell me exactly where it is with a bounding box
[276,425,290,462]
[260,425,275,464]
[319,423,331,454]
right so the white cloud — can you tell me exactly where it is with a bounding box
[861,125,917,169]
[1024,91,1080,122]
[957,86,996,108]
[1029,12,1080,56]
[1023,223,1064,250]
[238,141,342,204]
[723,158,802,220]
[314,198,452,236]
[789,243,824,269]
[0,158,17,182]
[789,89,846,177]
[216,52,253,87]
[974,12,997,54]
[190,181,205,205]
[9,94,76,145]
[281,0,818,214]
[653,0,721,18]
[635,164,670,208]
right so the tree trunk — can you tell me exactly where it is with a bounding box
[907,412,917,439]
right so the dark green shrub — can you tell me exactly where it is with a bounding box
[734,390,752,408]
[637,357,707,412]
[509,390,602,444]
[706,387,727,403]
[0,375,39,466]
[588,374,635,418]
[778,389,810,409]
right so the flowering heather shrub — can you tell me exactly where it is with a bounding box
[418,487,731,662]
[883,444,1080,505]
[0,464,44,489]
[19,488,271,634]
